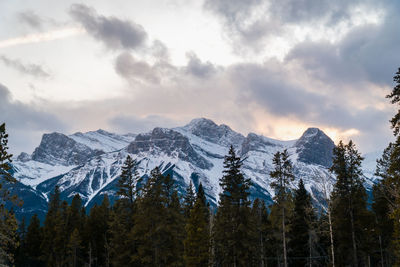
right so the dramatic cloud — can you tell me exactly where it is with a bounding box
[286,4,400,87]
[203,0,379,53]
[1,0,397,155]
[69,4,147,51]
[0,55,50,78]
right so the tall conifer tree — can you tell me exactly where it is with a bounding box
[330,140,371,266]
[270,149,294,267]
[288,179,316,266]
[213,145,252,266]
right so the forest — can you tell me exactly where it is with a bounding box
[0,68,400,267]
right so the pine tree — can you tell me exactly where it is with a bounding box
[130,167,184,266]
[269,149,294,267]
[117,155,140,205]
[67,228,82,267]
[382,67,400,265]
[330,140,372,266]
[184,191,210,266]
[288,179,316,266]
[386,67,400,136]
[24,214,43,267]
[85,195,111,266]
[40,186,62,266]
[183,181,196,219]
[0,123,18,266]
[213,145,252,266]
[251,198,271,267]
[108,200,132,266]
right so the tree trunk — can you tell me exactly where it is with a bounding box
[328,205,335,267]
[378,234,384,267]
[88,243,92,267]
[350,207,358,266]
[282,206,287,267]
[309,233,312,267]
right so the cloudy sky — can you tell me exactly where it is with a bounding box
[0,0,399,155]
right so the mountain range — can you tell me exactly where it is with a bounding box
[7,118,378,221]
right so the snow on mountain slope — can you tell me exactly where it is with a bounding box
[70,129,135,152]
[12,118,380,213]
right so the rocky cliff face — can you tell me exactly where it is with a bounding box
[127,127,212,170]
[179,118,245,147]
[31,132,103,166]
[295,128,335,168]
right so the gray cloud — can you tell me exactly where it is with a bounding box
[0,55,50,78]
[69,4,147,51]
[231,63,325,117]
[115,52,160,83]
[0,83,66,155]
[203,0,375,52]
[227,60,393,150]
[185,52,217,78]
[18,10,44,29]
[286,7,400,87]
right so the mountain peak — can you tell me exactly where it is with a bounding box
[295,128,335,167]
[180,118,244,146]
[184,118,218,129]
[31,132,103,166]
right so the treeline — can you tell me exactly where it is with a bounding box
[0,68,400,266]
[2,144,396,267]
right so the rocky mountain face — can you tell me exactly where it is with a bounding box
[9,118,375,221]
[295,128,335,168]
[31,132,104,166]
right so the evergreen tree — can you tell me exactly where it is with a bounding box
[251,198,271,267]
[86,195,111,266]
[213,145,253,266]
[383,67,400,265]
[386,67,400,136]
[66,228,82,267]
[197,183,207,207]
[117,155,140,205]
[40,186,63,266]
[0,123,18,266]
[183,180,195,219]
[330,140,372,266]
[288,179,316,266]
[269,149,294,267]
[184,191,210,266]
[24,214,43,267]
[108,200,132,266]
[130,167,184,266]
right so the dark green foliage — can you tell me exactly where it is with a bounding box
[213,145,253,266]
[130,167,184,266]
[330,140,372,266]
[251,198,272,266]
[0,123,18,266]
[25,214,43,266]
[269,149,294,267]
[288,179,317,266]
[183,180,195,219]
[85,195,111,266]
[386,68,400,136]
[117,155,140,205]
[184,187,210,266]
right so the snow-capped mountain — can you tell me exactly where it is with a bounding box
[10,118,377,220]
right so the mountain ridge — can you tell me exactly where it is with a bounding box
[10,118,375,221]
